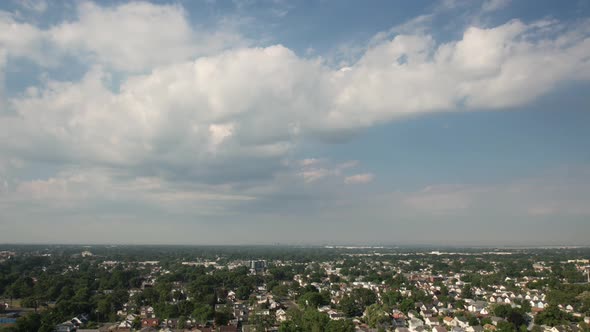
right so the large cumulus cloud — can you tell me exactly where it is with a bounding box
[1,11,589,184]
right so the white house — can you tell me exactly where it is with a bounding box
[409,318,425,331]
[276,309,287,322]
[452,317,469,328]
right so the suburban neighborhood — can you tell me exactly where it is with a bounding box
[1,246,589,332]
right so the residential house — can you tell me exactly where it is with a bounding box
[115,320,132,331]
[327,310,345,320]
[233,303,248,322]
[141,318,159,328]
[425,317,439,327]
[466,326,484,332]
[551,326,580,332]
[276,309,287,322]
[422,310,434,318]
[443,317,454,326]
[468,301,487,314]
[452,317,469,328]
[56,322,76,332]
[489,317,503,326]
[483,324,496,331]
[409,318,424,331]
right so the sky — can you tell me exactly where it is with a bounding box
[0,0,589,246]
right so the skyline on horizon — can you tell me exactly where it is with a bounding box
[0,0,589,245]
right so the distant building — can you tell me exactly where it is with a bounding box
[56,322,76,332]
[81,251,93,257]
[249,260,266,274]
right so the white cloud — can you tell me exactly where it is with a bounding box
[0,11,48,64]
[0,16,588,188]
[2,167,255,213]
[297,159,339,183]
[326,19,590,128]
[47,2,244,72]
[374,14,434,39]
[299,168,334,183]
[209,123,235,152]
[299,158,322,167]
[15,0,48,13]
[297,158,366,183]
[481,0,511,13]
[344,173,374,184]
[0,2,246,72]
[0,48,5,107]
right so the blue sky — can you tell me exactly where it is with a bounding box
[0,0,589,245]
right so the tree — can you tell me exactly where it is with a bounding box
[251,310,274,331]
[382,291,403,307]
[301,308,329,332]
[178,315,187,329]
[272,284,289,298]
[493,304,527,330]
[299,291,329,308]
[236,285,251,300]
[520,300,531,313]
[535,304,573,327]
[340,295,361,317]
[400,298,415,314]
[214,307,232,326]
[462,284,473,299]
[12,313,42,332]
[279,320,301,332]
[21,296,40,311]
[365,303,391,328]
[193,303,213,324]
[467,315,480,327]
[496,321,516,332]
[326,319,355,332]
[507,310,526,329]
[494,304,513,319]
[579,322,590,332]
[132,316,141,330]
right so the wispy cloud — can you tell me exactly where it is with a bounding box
[481,0,511,13]
[14,0,48,13]
[344,173,374,185]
